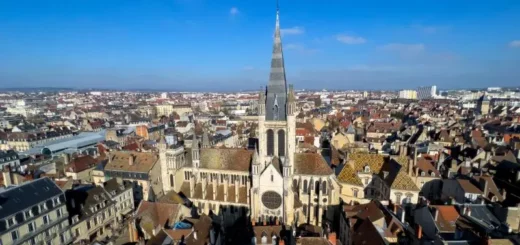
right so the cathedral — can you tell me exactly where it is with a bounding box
[159,6,339,227]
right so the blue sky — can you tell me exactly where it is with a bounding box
[0,0,519,91]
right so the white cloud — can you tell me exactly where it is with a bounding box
[336,35,366,44]
[380,43,425,55]
[509,40,520,48]
[285,43,318,54]
[230,7,239,16]
[281,26,305,35]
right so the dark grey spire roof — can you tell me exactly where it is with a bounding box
[265,7,288,121]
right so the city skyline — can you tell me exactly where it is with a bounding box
[1,0,519,90]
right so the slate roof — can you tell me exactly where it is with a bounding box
[103,178,131,197]
[0,177,64,220]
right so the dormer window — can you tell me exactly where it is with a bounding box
[7,217,15,227]
[364,166,370,173]
[421,171,425,177]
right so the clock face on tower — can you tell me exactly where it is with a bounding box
[261,191,282,209]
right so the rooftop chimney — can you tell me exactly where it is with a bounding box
[328,232,337,245]
[417,224,423,239]
[2,166,12,187]
[129,154,134,166]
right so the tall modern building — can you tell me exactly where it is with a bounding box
[417,85,437,99]
[159,4,338,227]
[398,90,417,99]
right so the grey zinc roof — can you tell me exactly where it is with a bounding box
[0,178,64,220]
[265,9,288,121]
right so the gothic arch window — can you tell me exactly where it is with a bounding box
[169,174,174,187]
[315,181,320,195]
[293,179,298,190]
[322,181,327,195]
[303,180,308,193]
[261,232,268,244]
[278,130,285,157]
[267,129,274,156]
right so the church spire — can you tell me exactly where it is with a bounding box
[265,1,288,121]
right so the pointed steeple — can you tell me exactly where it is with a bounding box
[192,133,199,149]
[202,130,210,148]
[265,2,288,121]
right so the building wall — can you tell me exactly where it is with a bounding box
[113,188,135,221]
[338,182,367,204]
[65,168,95,182]
[92,169,105,186]
[331,133,351,149]
[389,189,419,205]
[70,203,117,243]
[0,199,72,245]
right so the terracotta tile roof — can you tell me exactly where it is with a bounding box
[184,214,213,245]
[159,190,185,204]
[122,142,140,151]
[105,151,158,173]
[180,182,190,197]
[344,201,385,222]
[216,185,225,201]
[193,183,203,199]
[337,164,363,186]
[199,148,252,172]
[64,155,98,173]
[457,179,483,194]
[205,184,213,200]
[415,158,441,177]
[431,205,459,233]
[294,153,333,175]
[136,201,181,235]
[299,237,330,245]
[238,187,248,204]
[227,186,235,202]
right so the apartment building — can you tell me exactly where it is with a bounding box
[66,185,118,243]
[0,178,73,245]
